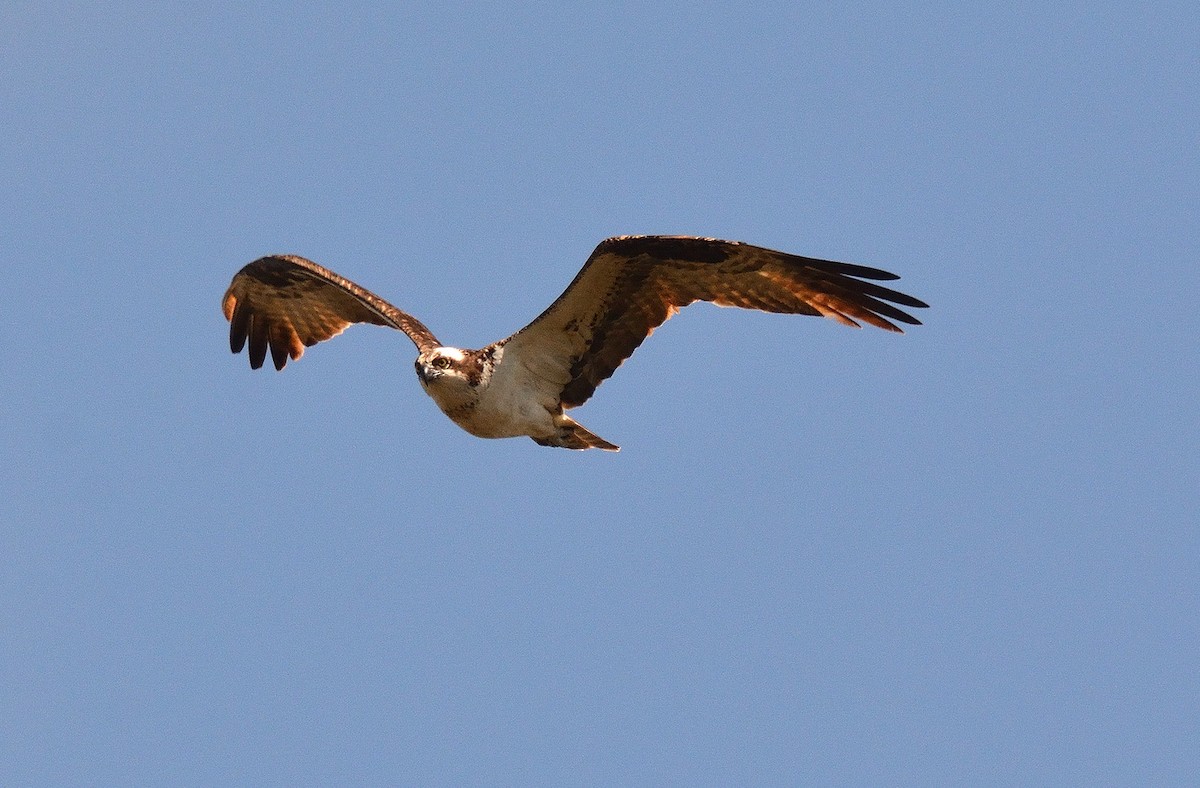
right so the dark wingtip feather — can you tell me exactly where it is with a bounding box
[270,339,289,371]
[228,300,250,354]
[247,315,268,370]
[861,296,925,327]
[817,260,902,281]
[900,295,930,309]
[229,325,246,354]
[854,281,928,310]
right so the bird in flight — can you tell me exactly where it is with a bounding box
[222,235,927,451]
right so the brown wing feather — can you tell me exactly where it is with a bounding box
[499,235,928,407]
[221,255,440,370]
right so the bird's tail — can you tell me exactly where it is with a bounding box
[533,416,620,452]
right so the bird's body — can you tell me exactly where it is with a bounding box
[413,343,619,450]
[222,235,927,451]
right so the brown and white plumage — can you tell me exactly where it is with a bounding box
[222,254,441,369]
[222,235,927,451]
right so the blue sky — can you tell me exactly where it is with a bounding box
[2,2,1197,783]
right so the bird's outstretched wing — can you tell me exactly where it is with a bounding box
[222,255,440,370]
[498,235,928,407]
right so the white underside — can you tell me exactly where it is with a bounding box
[452,401,558,439]
[421,344,564,440]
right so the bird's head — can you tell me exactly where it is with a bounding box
[416,344,495,393]
[415,346,467,384]
[415,346,495,415]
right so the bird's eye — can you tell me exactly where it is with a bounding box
[432,356,451,370]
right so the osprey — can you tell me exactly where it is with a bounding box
[222,235,926,451]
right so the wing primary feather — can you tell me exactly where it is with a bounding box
[858,297,922,326]
[228,299,249,354]
[269,324,292,371]
[795,257,901,281]
[829,277,929,309]
[247,314,268,370]
[815,285,924,327]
